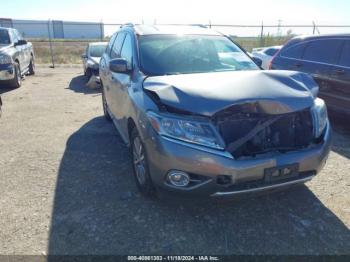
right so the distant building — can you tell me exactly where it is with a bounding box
[0,18,104,39]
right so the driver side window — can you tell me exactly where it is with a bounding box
[120,34,133,66]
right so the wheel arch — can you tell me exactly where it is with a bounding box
[127,117,137,144]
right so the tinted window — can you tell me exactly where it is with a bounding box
[264,48,279,56]
[111,33,126,59]
[139,35,258,76]
[106,34,116,55]
[120,34,133,65]
[303,39,342,64]
[281,43,306,59]
[339,41,350,67]
[0,29,10,44]
[89,44,107,57]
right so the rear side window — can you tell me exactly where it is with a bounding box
[303,39,343,64]
[111,33,126,59]
[338,41,350,67]
[281,43,306,59]
[264,48,278,56]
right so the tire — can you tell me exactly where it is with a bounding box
[85,68,92,78]
[101,85,112,121]
[28,56,35,75]
[130,127,155,197]
[10,62,21,88]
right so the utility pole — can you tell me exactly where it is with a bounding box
[277,19,282,37]
[47,19,55,68]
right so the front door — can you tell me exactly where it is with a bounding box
[110,33,133,137]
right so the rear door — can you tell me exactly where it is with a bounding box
[325,40,350,113]
[276,42,307,70]
[301,39,343,87]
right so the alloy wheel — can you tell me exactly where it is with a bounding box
[132,136,146,185]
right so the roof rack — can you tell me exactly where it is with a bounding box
[120,23,134,28]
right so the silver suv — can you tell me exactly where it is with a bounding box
[99,25,331,198]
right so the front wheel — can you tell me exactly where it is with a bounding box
[10,62,21,88]
[130,127,155,197]
[85,68,92,78]
[101,84,111,121]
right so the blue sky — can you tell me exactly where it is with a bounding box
[1,0,349,25]
[1,0,349,36]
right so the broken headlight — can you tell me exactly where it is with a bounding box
[311,98,328,138]
[147,111,225,150]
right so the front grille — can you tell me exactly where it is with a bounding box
[215,108,315,159]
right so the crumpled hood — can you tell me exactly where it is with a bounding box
[143,70,318,116]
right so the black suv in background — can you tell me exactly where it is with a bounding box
[270,34,350,115]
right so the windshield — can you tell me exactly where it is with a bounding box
[89,44,107,57]
[0,29,10,45]
[139,35,258,76]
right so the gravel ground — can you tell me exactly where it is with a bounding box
[0,67,349,255]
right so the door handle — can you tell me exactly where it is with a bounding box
[294,62,303,68]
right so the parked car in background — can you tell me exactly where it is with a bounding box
[100,25,331,199]
[0,27,35,88]
[270,34,350,115]
[251,45,282,69]
[82,42,107,78]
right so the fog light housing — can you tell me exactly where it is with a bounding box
[167,170,190,187]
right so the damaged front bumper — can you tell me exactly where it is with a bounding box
[144,122,331,198]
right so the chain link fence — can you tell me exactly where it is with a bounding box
[2,19,350,67]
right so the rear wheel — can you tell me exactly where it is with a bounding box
[101,84,111,121]
[10,62,21,88]
[28,56,35,75]
[130,127,155,197]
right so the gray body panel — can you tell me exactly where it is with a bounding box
[99,25,331,198]
[144,70,319,116]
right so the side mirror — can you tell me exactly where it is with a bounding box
[81,54,88,59]
[109,58,131,74]
[15,39,27,46]
[252,57,263,67]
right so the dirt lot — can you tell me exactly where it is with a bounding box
[0,67,349,255]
